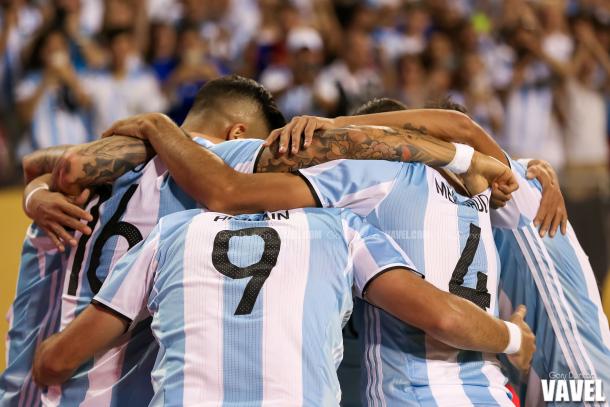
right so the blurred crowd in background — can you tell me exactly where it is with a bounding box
[0,0,609,285]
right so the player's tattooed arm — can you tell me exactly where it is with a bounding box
[51,136,154,196]
[257,125,455,173]
[268,110,509,166]
[259,124,516,197]
[22,145,73,184]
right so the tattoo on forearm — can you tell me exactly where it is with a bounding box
[24,145,70,180]
[256,125,454,173]
[59,137,153,186]
[402,122,428,135]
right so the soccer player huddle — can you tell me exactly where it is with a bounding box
[1,75,608,407]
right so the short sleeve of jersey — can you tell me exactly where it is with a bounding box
[297,160,402,217]
[93,209,201,322]
[340,209,417,298]
[93,225,161,323]
[490,157,543,230]
[208,139,265,174]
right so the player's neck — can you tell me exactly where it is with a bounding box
[180,124,226,145]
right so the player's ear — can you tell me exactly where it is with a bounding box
[226,123,247,140]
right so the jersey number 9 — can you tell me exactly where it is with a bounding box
[212,227,281,315]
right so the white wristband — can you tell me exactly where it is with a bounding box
[443,143,475,174]
[25,183,49,215]
[502,321,522,355]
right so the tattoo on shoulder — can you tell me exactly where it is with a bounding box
[256,125,451,173]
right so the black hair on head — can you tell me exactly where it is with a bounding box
[190,75,286,131]
[424,97,469,114]
[351,97,407,115]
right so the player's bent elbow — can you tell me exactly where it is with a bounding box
[452,111,477,143]
[202,181,242,214]
[22,153,38,182]
[425,312,460,340]
[205,178,261,215]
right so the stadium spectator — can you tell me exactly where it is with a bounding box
[499,5,568,169]
[314,29,384,116]
[165,24,220,123]
[84,27,167,136]
[0,0,606,172]
[147,21,178,83]
[16,27,92,149]
[0,0,43,110]
[261,26,325,119]
[396,54,428,108]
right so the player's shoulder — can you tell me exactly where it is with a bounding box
[112,155,165,188]
[210,138,265,152]
[299,159,404,185]
[301,207,353,218]
[208,138,265,166]
[157,209,205,239]
[314,207,369,233]
[192,137,215,149]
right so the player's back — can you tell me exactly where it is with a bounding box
[49,138,265,407]
[492,159,610,406]
[1,225,67,407]
[365,163,506,406]
[95,207,411,407]
[298,160,509,406]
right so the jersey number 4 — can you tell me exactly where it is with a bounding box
[212,227,281,316]
[449,223,491,309]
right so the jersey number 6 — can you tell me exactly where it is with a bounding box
[212,227,281,315]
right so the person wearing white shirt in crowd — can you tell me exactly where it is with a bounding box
[499,5,568,170]
[84,27,167,137]
[0,0,43,110]
[16,27,93,150]
[260,27,325,119]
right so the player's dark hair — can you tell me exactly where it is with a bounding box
[189,75,286,131]
[424,97,469,115]
[352,98,407,115]
[353,96,469,118]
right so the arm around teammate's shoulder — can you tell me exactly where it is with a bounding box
[51,136,153,196]
[364,269,535,372]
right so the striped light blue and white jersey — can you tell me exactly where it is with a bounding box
[1,225,67,407]
[492,158,610,407]
[93,207,415,407]
[299,160,512,406]
[46,137,265,407]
